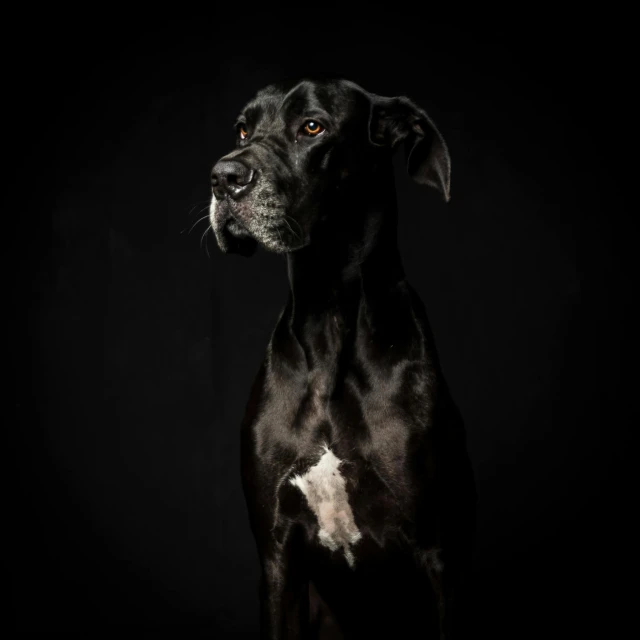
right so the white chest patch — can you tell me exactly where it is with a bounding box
[289,446,361,568]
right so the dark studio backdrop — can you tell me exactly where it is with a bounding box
[14,12,633,639]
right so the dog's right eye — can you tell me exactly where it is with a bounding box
[237,124,249,140]
[302,121,325,136]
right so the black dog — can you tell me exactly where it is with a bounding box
[209,78,476,639]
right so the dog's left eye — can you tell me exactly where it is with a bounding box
[302,121,324,136]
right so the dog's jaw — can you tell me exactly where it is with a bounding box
[210,193,310,255]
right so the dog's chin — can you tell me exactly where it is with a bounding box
[260,233,309,255]
[225,220,259,257]
[214,216,258,257]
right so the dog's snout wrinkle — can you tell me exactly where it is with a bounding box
[243,136,291,173]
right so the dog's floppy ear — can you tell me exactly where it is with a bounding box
[368,95,451,201]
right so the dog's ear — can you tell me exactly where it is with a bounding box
[368,95,451,201]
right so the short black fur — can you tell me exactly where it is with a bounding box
[210,78,476,639]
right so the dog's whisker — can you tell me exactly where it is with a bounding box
[187,200,213,216]
[275,226,284,245]
[280,217,300,242]
[200,224,211,248]
[180,207,209,234]
[286,215,303,232]
[183,213,213,236]
[275,215,303,245]
[201,224,212,259]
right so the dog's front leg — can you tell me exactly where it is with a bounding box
[259,525,309,640]
[417,546,455,640]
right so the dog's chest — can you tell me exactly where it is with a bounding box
[278,442,405,570]
[288,446,362,567]
[266,321,416,567]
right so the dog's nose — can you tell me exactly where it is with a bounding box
[211,160,255,199]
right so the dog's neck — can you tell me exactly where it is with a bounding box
[285,158,405,339]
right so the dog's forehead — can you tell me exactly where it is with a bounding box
[240,79,365,125]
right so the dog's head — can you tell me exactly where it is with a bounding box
[209,78,450,256]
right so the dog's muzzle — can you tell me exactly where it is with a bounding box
[209,158,259,256]
[209,155,308,255]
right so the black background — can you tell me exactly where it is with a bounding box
[15,12,633,638]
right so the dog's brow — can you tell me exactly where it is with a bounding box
[302,109,333,123]
[280,83,316,113]
[280,82,342,125]
[281,81,308,106]
[240,103,264,125]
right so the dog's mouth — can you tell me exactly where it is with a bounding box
[211,197,258,256]
[211,195,307,255]
[224,214,252,240]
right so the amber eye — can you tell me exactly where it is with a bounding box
[238,124,248,140]
[303,121,324,136]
